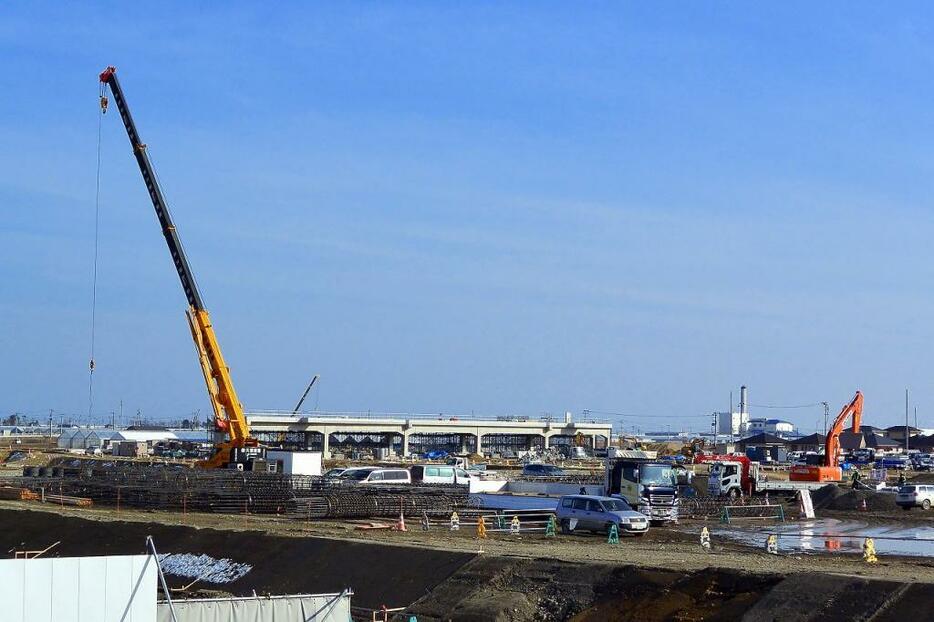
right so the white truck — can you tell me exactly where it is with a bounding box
[707,458,833,497]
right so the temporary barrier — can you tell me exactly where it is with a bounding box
[607,523,619,545]
[863,538,878,563]
[700,527,710,551]
[159,592,352,622]
[0,554,157,622]
[766,534,778,555]
[476,516,487,539]
[450,511,460,531]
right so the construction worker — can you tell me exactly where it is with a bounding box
[898,471,906,488]
[851,469,862,490]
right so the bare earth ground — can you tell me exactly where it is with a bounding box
[2,498,932,584]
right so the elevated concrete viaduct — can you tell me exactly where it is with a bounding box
[247,411,612,458]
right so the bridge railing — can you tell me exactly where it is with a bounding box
[245,409,611,425]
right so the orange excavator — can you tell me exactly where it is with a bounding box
[790,391,863,482]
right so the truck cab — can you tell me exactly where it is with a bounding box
[605,457,678,524]
[708,460,760,497]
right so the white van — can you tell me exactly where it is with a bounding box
[897,484,934,510]
[410,464,473,485]
[341,467,411,484]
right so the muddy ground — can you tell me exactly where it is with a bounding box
[3,498,934,583]
[5,498,934,620]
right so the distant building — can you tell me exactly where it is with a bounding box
[743,418,795,436]
[885,425,922,446]
[716,385,750,437]
[735,432,787,452]
[786,433,825,453]
[839,431,901,454]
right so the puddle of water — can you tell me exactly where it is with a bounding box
[709,518,934,557]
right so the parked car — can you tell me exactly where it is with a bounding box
[341,467,411,484]
[852,448,876,465]
[556,495,649,536]
[910,454,933,471]
[876,455,910,470]
[410,464,473,485]
[323,468,348,479]
[84,446,102,456]
[522,463,566,477]
[896,484,934,510]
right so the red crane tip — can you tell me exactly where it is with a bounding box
[99,66,116,83]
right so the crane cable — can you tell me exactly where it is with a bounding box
[88,86,108,418]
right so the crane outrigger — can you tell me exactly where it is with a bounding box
[99,66,262,469]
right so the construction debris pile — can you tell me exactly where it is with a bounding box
[811,484,899,512]
[16,464,468,519]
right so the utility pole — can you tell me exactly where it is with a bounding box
[906,388,910,453]
[915,406,918,431]
[821,402,829,438]
[729,391,734,444]
[48,410,53,439]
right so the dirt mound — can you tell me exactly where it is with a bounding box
[811,484,898,511]
[408,557,783,622]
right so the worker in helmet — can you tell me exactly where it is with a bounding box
[851,469,862,490]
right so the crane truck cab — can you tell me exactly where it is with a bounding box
[707,458,760,497]
[605,450,679,524]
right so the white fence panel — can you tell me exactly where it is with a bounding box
[158,592,352,622]
[0,554,157,622]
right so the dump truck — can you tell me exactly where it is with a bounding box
[605,450,679,523]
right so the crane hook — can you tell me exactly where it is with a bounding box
[100,94,109,114]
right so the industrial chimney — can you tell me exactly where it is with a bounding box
[740,385,748,415]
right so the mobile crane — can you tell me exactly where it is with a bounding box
[99,66,263,469]
[790,391,863,483]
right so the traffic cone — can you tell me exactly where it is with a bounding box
[860,498,868,512]
[395,511,406,531]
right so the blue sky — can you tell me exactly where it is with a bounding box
[2,3,934,432]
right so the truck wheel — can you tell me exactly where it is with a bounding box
[923,499,931,511]
[560,519,574,534]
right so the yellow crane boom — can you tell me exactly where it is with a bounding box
[99,66,259,468]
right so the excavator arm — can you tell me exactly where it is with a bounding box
[790,390,862,483]
[824,391,863,469]
[99,66,256,468]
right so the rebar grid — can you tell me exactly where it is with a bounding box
[18,464,467,519]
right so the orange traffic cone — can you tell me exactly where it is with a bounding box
[395,511,407,531]
[860,498,868,512]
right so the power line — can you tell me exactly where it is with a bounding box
[583,409,713,420]
[749,402,823,409]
